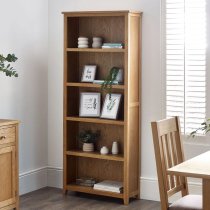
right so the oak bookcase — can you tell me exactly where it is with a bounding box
[62,10,141,205]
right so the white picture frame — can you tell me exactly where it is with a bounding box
[101,94,122,119]
[81,65,97,82]
[79,92,101,117]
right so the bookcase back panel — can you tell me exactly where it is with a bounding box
[67,52,124,83]
[77,157,123,182]
[67,16,125,48]
[66,121,124,154]
[66,156,77,184]
[66,121,79,150]
[67,87,124,120]
[67,87,79,116]
[67,52,79,83]
[79,123,124,153]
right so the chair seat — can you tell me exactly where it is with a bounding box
[169,195,202,210]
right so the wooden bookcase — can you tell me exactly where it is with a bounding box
[62,11,142,205]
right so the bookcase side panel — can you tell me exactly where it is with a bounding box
[127,14,141,196]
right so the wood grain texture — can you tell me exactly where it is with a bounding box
[63,11,141,204]
[151,117,188,210]
[20,187,160,210]
[0,121,19,210]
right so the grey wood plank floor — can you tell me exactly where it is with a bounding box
[20,187,161,210]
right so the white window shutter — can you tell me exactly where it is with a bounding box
[166,0,206,134]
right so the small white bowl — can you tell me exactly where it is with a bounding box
[78,45,89,48]
[78,40,89,45]
[78,37,88,41]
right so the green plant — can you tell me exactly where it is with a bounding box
[101,67,120,98]
[0,54,18,77]
[79,130,100,144]
[190,118,210,137]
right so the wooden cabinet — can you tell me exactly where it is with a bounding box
[62,11,141,205]
[0,120,19,210]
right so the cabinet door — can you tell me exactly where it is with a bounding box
[0,146,16,208]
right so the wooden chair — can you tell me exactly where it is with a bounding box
[151,116,202,210]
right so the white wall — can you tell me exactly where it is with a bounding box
[1,0,210,200]
[0,0,48,194]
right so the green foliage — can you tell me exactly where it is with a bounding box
[79,130,100,143]
[101,67,120,99]
[0,54,18,77]
[190,118,210,137]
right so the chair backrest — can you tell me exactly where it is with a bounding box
[151,116,188,210]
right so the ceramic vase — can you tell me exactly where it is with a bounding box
[83,143,94,152]
[112,141,119,155]
[100,146,109,155]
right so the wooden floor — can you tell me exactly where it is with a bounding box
[20,187,161,210]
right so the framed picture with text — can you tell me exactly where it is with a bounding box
[101,94,122,119]
[81,65,97,82]
[79,92,101,117]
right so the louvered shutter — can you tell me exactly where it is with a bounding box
[166,0,206,134]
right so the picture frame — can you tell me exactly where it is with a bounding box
[81,65,97,82]
[79,92,101,117]
[101,94,122,119]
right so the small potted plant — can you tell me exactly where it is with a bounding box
[79,130,100,152]
[101,67,123,98]
[190,118,210,137]
[0,53,18,77]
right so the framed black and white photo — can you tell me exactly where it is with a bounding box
[79,92,101,117]
[101,94,122,119]
[81,65,97,82]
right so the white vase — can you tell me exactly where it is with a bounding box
[112,141,119,155]
[83,143,94,152]
[100,146,109,155]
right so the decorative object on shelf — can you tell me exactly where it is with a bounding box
[76,177,97,187]
[102,43,123,49]
[112,141,119,155]
[93,180,123,193]
[79,130,100,152]
[81,65,97,82]
[101,67,123,98]
[100,146,109,155]
[78,37,89,48]
[79,92,101,117]
[101,93,122,119]
[92,37,103,48]
[190,118,210,137]
[0,53,18,77]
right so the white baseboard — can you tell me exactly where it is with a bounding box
[19,167,202,202]
[140,176,202,202]
[19,167,47,195]
[47,167,63,188]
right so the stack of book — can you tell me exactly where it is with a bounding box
[93,180,123,193]
[102,43,123,49]
[76,177,97,187]
[93,80,120,85]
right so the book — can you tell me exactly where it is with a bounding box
[93,180,123,193]
[93,80,121,85]
[102,46,123,49]
[103,43,123,46]
[76,177,96,187]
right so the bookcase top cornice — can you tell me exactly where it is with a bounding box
[62,10,142,16]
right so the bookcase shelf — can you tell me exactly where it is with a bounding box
[66,48,125,53]
[66,116,125,126]
[66,184,124,199]
[66,82,125,90]
[66,150,124,162]
[63,11,141,205]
